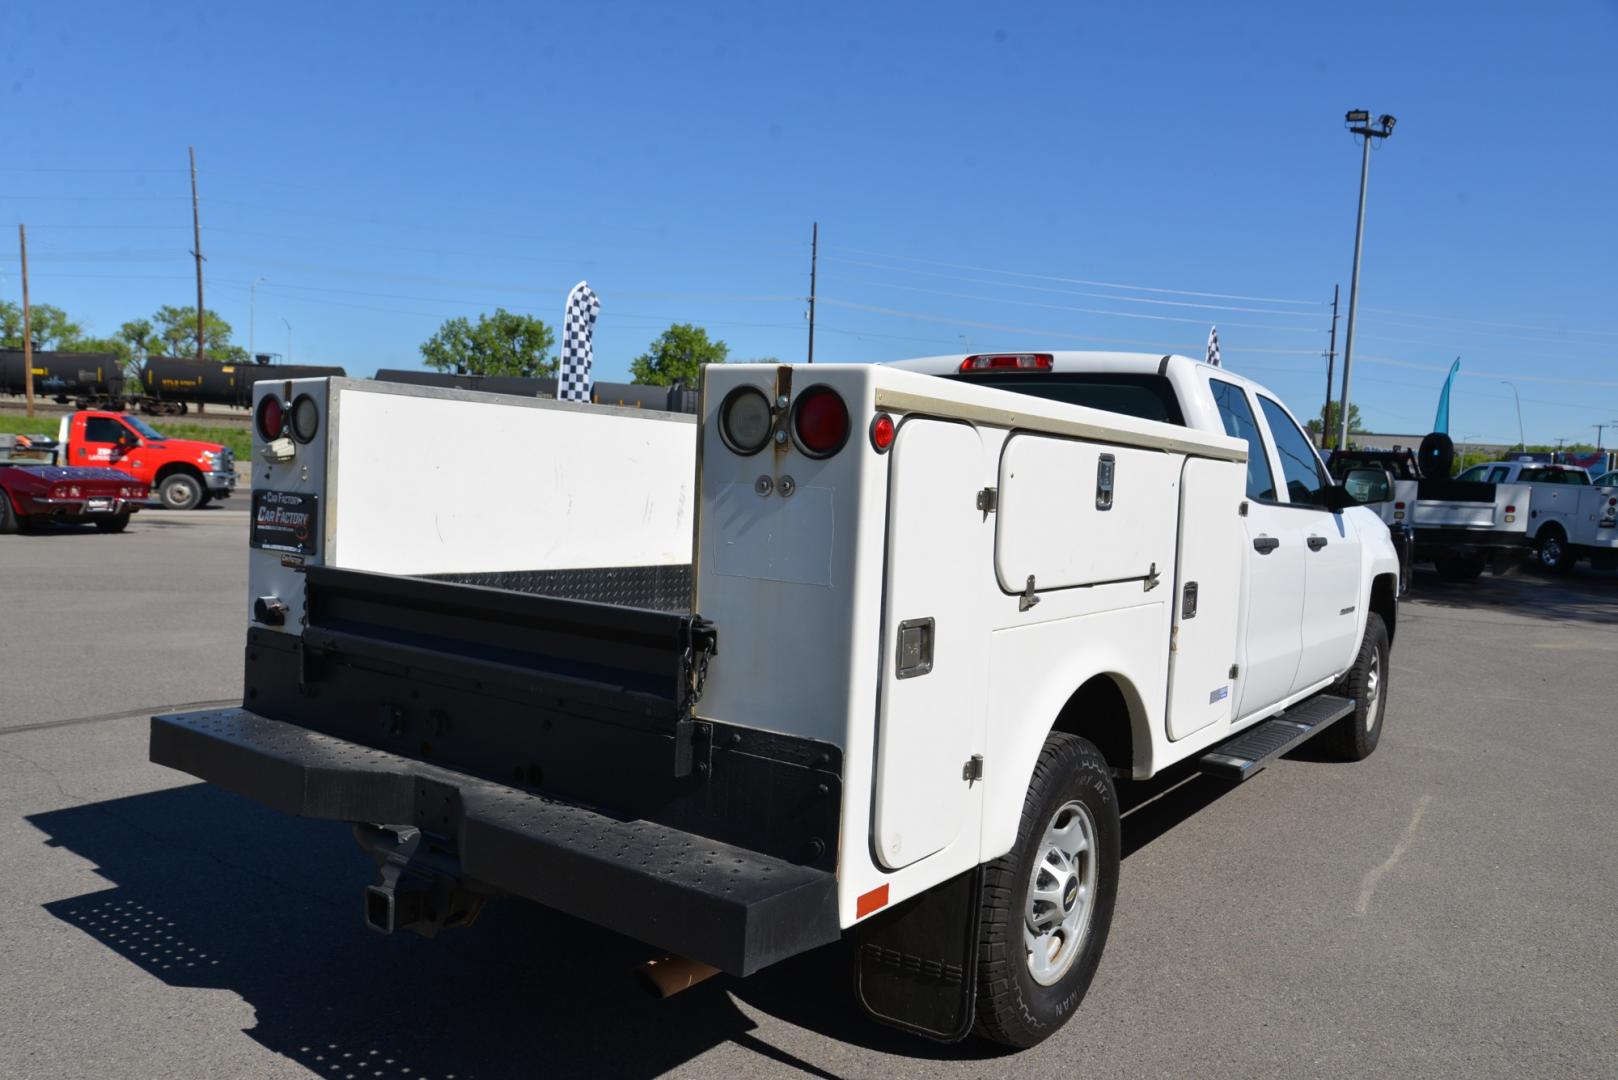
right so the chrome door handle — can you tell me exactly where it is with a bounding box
[1252,537,1280,553]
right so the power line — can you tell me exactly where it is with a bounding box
[823,244,1325,306]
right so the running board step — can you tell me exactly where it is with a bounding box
[1199,694,1355,781]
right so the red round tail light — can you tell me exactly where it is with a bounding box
[791,386,849,458]
[869,412,895,453]
[255,395,286,441]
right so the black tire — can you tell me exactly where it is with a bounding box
[0,495,17,534]
[1433,555,1484,581]
[94,512,131,533]
[1535,527,1575,575]
[974,733,1120,1049]
[158,472,204,511]
[1323,613,1389,761]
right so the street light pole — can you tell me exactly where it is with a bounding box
[1338,109,1396,452]
[282,317,292,365]
[250,277,266,360]
[1500,380,1524,450]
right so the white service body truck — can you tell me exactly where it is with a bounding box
[151,353,1400,1048]
[1456,460,1618,573]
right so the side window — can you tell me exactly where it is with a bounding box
[1209,379,1275,501]
[1456,465,1487,482]
[84,417,130,443]
[1486,466,1510,483]
[1257,396,1329,507]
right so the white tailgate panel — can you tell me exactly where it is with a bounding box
[331,387,695,575]
[874,419,987,870]
[1166,457,1243,740]
[996,434,1178,592]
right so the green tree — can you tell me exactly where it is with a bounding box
[0,301,81,350]
[420,308,557,377]
[117,319,158,361]
[630,323,729,386]
[62,335,132,364]
[150,305,247,362]
[1306,401,1364,449]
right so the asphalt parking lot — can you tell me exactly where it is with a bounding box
[2,512,1615,1079]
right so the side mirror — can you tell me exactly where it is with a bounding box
[1342,467,1391,505]
[1321,481,1361,512]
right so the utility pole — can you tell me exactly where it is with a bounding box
[1338,110,1397,452]
[18,224,34,418]
[1322,284,1340,448]
[806,222,818,364]
[250,276,266,361]
[1595,423,1607,452]
[189,146,205,360]
[283,317,292,365]
[1500,380,1524,451]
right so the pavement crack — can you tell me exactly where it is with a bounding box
[0,744,77,803]
[1355,793,1433,916]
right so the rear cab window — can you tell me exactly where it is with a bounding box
[942,372,1185,425]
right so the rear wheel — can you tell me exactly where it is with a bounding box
[94,512,132,533]
[1324,613,1389,761]
[158,472,203,511]
[974,733,1119,1049]
[0,495,17,534]
[1536,527,1574,575]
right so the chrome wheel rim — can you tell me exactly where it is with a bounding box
[1364,649,1382,731]
[1541,537,1562,567]
[1023,799,1098,986]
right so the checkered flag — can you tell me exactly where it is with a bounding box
[559,281,601,402]
[1206,325,1221,368]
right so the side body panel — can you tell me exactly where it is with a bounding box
[872,419,989,870]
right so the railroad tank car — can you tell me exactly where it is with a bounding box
[140,356,348,411]
[0,351,126,405]
[371,369,696,413]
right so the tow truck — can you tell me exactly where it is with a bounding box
[56,410,235,510]
[150,354,1399,1048]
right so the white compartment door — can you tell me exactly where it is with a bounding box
[1166,457,1244,740]
[874,419,988,870]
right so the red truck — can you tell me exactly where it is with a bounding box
[54,410,237,510]
[0,434,149,532]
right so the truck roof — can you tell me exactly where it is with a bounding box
[885,351,1276,440]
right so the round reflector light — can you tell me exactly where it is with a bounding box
[718,386,774,455]
[290,393,320,444]
[255,395,286,441]
[791,386,850,458]
[869,412,895,453]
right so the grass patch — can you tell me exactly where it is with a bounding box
[0,413,252,459]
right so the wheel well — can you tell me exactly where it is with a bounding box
[1370,572,1398,644]
[153,462,203,486]
[1537,521,1567,541]
[1051,674,1138,775]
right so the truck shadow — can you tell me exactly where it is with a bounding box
[1406,564,1618,626]
[28,765,1243,1075]
[28,784,1014,1077]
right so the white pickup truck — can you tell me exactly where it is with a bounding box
[1456,460,1618,573]
[150,352,1400,1049]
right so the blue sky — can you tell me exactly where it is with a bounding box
[5,0,1616,445]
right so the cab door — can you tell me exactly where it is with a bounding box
[1208,378,1304,719]
[872,419,988,871]
[1255,395,1363,693]
[74,415,136,471]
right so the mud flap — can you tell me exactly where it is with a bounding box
[852,866,982,1042]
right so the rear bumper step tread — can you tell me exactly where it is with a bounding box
[1199,693,1355,781]
[150,708,838,976]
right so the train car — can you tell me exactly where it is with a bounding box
[371,369,697,413]
[139,356,348,413]
[0,351,126,407]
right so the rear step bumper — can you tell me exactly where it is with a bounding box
[1199,693,1355,781]
[150,708,839,976]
